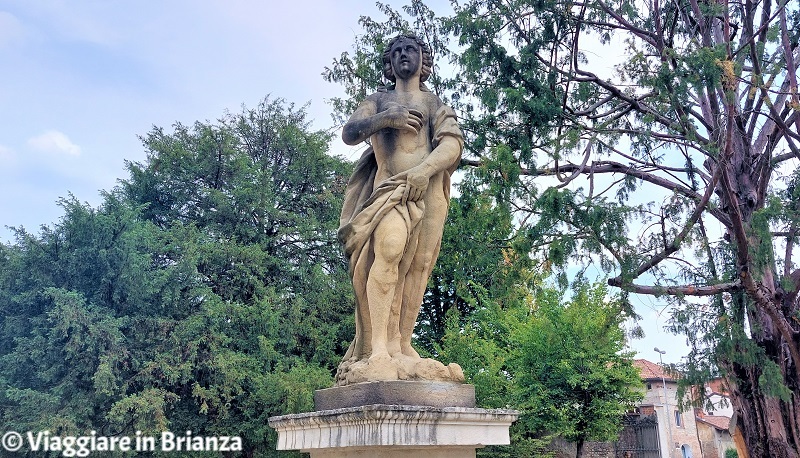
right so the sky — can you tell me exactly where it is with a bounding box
[0,0,689,365]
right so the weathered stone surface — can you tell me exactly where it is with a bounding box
[335,34,465,385]
[308,447,480,457]
[314,381,476,410]
[336,355,465,386]
[268,404,519,456]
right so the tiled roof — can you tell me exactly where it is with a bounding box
[696,415,731,431]
[706,378,730,396]
[634,359,678,382]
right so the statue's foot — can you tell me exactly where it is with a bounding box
[447,362,465,381]
[348,353,396,381]
[413,358,452,380]
[335,354,464,385]
[387,339,402,358]
[368,351,392,364]
[400,343,420,359]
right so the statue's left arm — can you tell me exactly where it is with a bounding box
[403,105,464,203]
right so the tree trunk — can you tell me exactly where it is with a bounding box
[729,289,800,458]
[719,121,800,457]
[730,346,800,458]
[575,437,585,458]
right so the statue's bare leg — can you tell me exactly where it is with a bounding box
[352,238,375,360]
[399,190,448,358]
[367,208,408,361]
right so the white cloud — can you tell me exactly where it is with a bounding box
[0,145,15,163]
[27,130,81,156]
[0,12,27,49]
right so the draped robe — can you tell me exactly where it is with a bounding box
[337,103,463,363]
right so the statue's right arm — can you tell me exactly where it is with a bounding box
[342,98,423,145]
[342,98,381,146]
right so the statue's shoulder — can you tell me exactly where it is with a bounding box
[422,91,446,110]
[364,91,386,103]
[365,88,394,106]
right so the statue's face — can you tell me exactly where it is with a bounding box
[389,38,421,81]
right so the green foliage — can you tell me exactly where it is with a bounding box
[124,97,354,366]
[758,360,792,402]
[420,170,536,354]
[440,282,642,455]
[445,0,562,162]
[322,0,451,124]
[725,448,739,458]
[0,97,351,455]
[513,284,642,447]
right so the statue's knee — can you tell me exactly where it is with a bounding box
[412,254,435,274]
[376,232,406,264]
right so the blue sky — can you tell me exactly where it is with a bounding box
[0,0,688,364]
[0,0,380,241]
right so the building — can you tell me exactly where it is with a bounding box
[548,360,749,457]
[695,414,738,458]
[702,378,734,417]
[694,378,747,458]
[634,359,703,458]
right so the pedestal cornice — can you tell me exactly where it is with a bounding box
[268,404,519,451]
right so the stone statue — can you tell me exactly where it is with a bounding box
[336,34,465,386]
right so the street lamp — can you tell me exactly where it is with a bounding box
[655,347,675,457]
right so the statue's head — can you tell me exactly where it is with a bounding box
[382,34,433,85]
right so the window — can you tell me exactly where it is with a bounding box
[681,444,693,458]
[675,410,682,427]
[646,383,652,390]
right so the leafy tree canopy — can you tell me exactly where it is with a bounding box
[328,0,800,455]
[440,281,641,458]
[0,97,353,456]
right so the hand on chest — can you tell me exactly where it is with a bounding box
[380,95,430,129]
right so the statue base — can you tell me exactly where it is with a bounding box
[335,355,465,386]
[314,380,475,410]
[268,404,519,458]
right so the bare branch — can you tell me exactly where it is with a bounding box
[554,136,594,188]
[772,144,800,165]
[599,139,711,181]
[594,0,659,47]
[781,0,800,133]
[570,94,618,116]
[607,279,742,296]
[460,157,733,225]
[773,231,800,238]
[784,226,797,278]
[573,69,710,143]
[609,161,721,285]
[753,75,800,156]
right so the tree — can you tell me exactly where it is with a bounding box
[440,282,642,458]
[124,97,354,367]
[513,284,642,458]
[330,0,800,454]
[444,0,800,455]
[417,170,536,354]
[0,97,353,456]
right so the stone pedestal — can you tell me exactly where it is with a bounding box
[269,381,518,457]
[268,404,519,458]
[314,381,476,410]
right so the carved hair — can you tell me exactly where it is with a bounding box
[382,34,433,88]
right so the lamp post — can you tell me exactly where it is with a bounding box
[655,347,675,458]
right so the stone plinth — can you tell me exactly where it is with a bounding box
[314,381,475,410]
[268,404,518,458]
